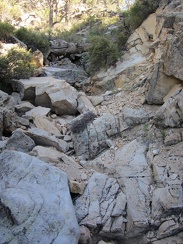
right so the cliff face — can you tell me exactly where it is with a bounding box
[84,0,183,101]
[0,1,183,244]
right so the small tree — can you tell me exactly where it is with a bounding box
[6,47,35,79]
[0,21,14,42]
[88,35,119,74]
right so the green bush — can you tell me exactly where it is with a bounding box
[128,0,160,30]
[0,21,14,42]
[6,47,35,79]
[88,35,119,74]
[0,47,35,92]
[15,27,50,54]
[0,56,12,85]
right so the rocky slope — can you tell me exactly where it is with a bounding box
[0,0,183,243]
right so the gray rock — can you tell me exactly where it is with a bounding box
[121,106,155,126]
[31,145,88,183]
[25,127,69,153]
[145,62,180,104]
[25,106,51,117]
[6,129,35,152]
[153,89,183,127]
[164,32,183,81]
[13,77,79,115]
[42,66,87,86]
[114,140,151,237]
[33,115,61,137]
[77,93,96,114]
[74,172,126,239]
[15,101,35,116]
[0,150,80,244]
[71,113,118,159]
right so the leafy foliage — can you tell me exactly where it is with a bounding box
[15,27,50,54]
[0,21,15,42]
[88,35,119,74]
[0,47,35,92]
[127,0,161,31]
[6,47,35,79]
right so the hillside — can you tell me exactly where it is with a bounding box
[0,0,183,244]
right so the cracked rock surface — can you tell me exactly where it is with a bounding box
[0,150,80,244]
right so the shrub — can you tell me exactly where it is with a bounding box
[0,21,14,42]
[6,47,35,79]
[0,56,12,86]
[88,35,119,74]
[128,0,161,30]
[15,27,50,54]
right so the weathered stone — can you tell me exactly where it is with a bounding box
[71,113,118,159]
[163,84,183,102]
[121,106,155,126]
[0,90,15,108]
[114,140,151,237]
[79,225,92,244]
[42,66,87,86]
[25,106,50,117]
[31,145,88,182]
[164,131,182,146]
[6,129,35,152]
[145,62,181,104]
[0,150,80,244]
[153,89,183,127]
[13,77,79,115]
[88,95,104,106]
[77,93,96,114]
[15,101,35,116]
[164,32,183,81]
[25,128,69,153]
[47,81,78,115]
[69,180,86,194]
[33,115,61,137]
[75,172,126,239]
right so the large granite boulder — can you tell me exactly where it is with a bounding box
[5,129,35,152]
[0,150,80,243]
[12,77,79,115]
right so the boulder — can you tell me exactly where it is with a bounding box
[25,106,50,117]
[33,115,61,137]
[114,140,151,238]
[75,172,127,239]
[77,93,96,113]
[49,39,85,57]
[25,128,69,153]
[0,150,80,244]
[71,112,118,159]
[153,89,183,127]
[15,101,35,116]
[31,145,88,184]
[13,77,79,115]
[5,129,35,152]
[164,32,183,81]
[121,106,155,126]
[145,62,181,104]
[42,66,87,86]
[32,49,44,68]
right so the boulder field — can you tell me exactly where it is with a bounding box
[0,0,183,243]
